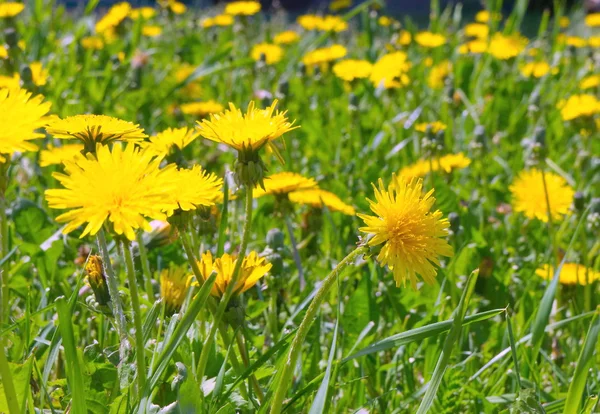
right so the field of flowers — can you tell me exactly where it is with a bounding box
[0,0,599,412]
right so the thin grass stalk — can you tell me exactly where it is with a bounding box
[270,245,368,414]
[136,232,154,301]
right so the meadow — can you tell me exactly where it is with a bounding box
[0,0,599,412]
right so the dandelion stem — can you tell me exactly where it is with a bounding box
[270,245,368,414]
[136,233,154,301]
[541,168,559,264]
[0,346,20,414]
[236,328,265,402]
[120,239,147,393]
[284,215,305,291]
[196,187,254,383]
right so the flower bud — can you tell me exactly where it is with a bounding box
[448,212,460,234]
[224,296,245,329]
[573,191,585,212]
[4,28,18,49]
[85,255,111,306]
[266,228,285,249]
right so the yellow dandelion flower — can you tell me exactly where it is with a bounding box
[39,144,85,167]
[301,44,347,67]
[0,73,20,89]
[397,30,412,45]
[520,61,553,78]
[174,63,202,97]
[464,23,489,38]
[142,25,162,37]
[459,39,487,54]
[400,153,471,178]
[201,14,234,28]
[559,16,570,28]
[251,43,284,64]
[159,0,186,14]
[289,188,355,215]
[29,61,48,86]
[163,165,223,214]
[415,121,447,133]
[399,159,431,178]
[580,75,600,90]
[81,36,104,50]
[180,100,224,117]
[589,36,600,47]
[0,2,24,18]
[509,169,574,222]
[142,127,199,157]
[427,61,451,89]
[198,251,272,297]
[415,31,446,48]
[95,2,131,35]
[298,14,320,30]
[196,100,297,154]
[225,1,261,16]
[0,88,51,161]
[332,59,373,82]
[438,153,471,173]
[45,143,178,240]
[253,172,317,198]
[129,7,156,19]
[536,263,599,285]
[585,13,600,27]
[378,16,394,27]
[85,255,111,305]
[330,0,351,12]
[560,35,587,48]
[160,266,192,313]
[488,33,527,59]
[0,45,8,59]
[358,175,453,288]
[274,31,300,45]
[46,114,147,150]
[558,94,600,121]
[317,15,348,32]
[370,51,411,89]
[475,10,501,23]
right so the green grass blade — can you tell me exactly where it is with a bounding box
[562,307,600,414]
[55,297,88,414]
[308,320,339,414]
[505,309,522,391]
[416,268,479,414]
[216,177,229,257]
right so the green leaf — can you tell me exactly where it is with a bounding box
[562,307,600,414]
[11,199,53,245]
[0,356,32,414]
[308,320,339,414]
[416,269,479,414]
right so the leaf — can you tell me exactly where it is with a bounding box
[342,274,373,352]
[11,199,54,245]
[416,269,479,414]
[562,307,600,414]
[0,356,32,414]
[308,320,339,414]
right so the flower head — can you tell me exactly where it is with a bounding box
[81,36,104,50]
[253,172,317,198]
[129,7,156,19]
[0,88,51,162]
[224,1,261,16]
[180,100,224,117]
[39,144,84,167]
[198,251,271,297]
[415,121,446,134]
[85,255,111,305]
[0,2,24,18]
[585,13,600,27]
[400,153,471,178]
[142,25,162,37]
[558,94,600,121]
[580,75,600,90]
[274,31,300,45]
[427,61,451,89]
[358,175,453,288]
[95,2,131,35]
[536,263,599,285]
[333,59,373,82]
[201,14,233,28]
[459,39,487,54]
[160,266,192,313]
[520,62,553,78]
[509,169,574,222]
[46,114,147,151]
[45,144,178,240]
[301,44,347,67]
[415,31,446,48]
[142,127,199,157]
[475,10,501,23]
[0,45,7,59]
[464,23,489,39]
[29,62,49,86]
[251,43,284,64]
[370,52,411,89]
[163,165,223,214]
[289,188,355,215]
[488,33,527,59]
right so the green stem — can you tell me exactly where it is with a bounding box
[0,349,19,414]
[541,168,559,264]
[180,230,204,283]
[136,233,154,301]
[196,187,254,382]
[284,215,305,291]
[121,239,147,393]
[270,246,368,414]
[1,190,9,323]
[236,329,265,402]
[217,324,251,402]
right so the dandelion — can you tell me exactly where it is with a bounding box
[95,2,130,35]
[580,75,600,90]
[0,88,51,162]
[509,169,574,222]
[274,31,300,45]
[46,114,147,152]
[459,39,487,54]
[475,10,501,23]
[330,0,351,12]
[585,13,600,27]
[224,1,261,16]
[397,30,411,45]
[251,43,284,64]
[174,63,202,97]
[201,14,233,28]
[163,165,223,214]
[589,36,600,47]
[427,61,451,89]
[400,153,471,178]
[39,144,84,167]
[297,14,320,30]
[520,62,553,78]
[81,36,104,50]
[560,35,587,48]
[85,255,111,305]
[29,62,49,86]
[0,74,20,89]
[378,16,394,27]
[198,251,272,297]
[559,16,570,28]
[0,45,7,59]
[415,121,446,134]
[464,23,489,39]
[558,94,600,121]
[415,32,446,48]
[0,2,25,18]
[488,33,527,59]
[160,266,193,313]
[129,7,156,20]
[301,44,347,68]
[536,263,599,285]
[370,51,411,89]
[159,0,186,14]
[141,127,199,157]
[45,143,178,240]
[253,172,317,198]
[332,59,373,82]
[180,100,224,117]
[289,188,355,215]
[142,25,162,37]
[316,15,347,32]
[358,175,453,288]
